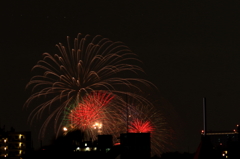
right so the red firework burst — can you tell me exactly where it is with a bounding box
[128,118,154,133]
[68,91,114,131]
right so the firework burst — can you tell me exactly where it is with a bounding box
[125,104,173,155]
[128,119,155,133]
[25,33,154,138]
[63,91,122,140]
[68,91,113,130]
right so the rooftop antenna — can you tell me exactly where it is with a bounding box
[203,97,207,136]
[126,95,129,133]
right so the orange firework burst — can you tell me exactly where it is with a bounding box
[24,33,173,156]
[24,33,155,138]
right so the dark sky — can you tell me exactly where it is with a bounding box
[1,0,240,153]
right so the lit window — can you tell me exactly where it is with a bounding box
[85,143,87,146]
[93,147,97,151]
[76,147,80,151]
[85,147,90,151]
[19,135,23,139]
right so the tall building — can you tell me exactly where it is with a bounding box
[0,127,31,159]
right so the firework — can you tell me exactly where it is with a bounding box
[25,33,154,138]
[125,104,173,156]
[128,119,154,133]
[64,91,122,140]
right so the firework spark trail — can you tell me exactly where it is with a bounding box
[25,33,155,138]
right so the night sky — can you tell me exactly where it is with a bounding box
[1,0,240,154]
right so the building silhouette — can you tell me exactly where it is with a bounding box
[120,133,151,159]
[0,127,31,159]
[194,98,240,159]
[35,131,151,159]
